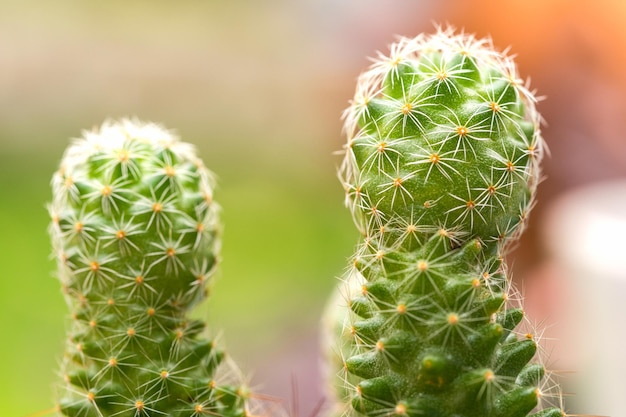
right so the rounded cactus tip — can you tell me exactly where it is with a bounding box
[340,27,544,252]
[49,118,220,310]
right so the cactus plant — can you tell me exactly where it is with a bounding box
[48,120,252,417]
[326,28,564,417]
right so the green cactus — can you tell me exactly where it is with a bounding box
[326,28,564,417]
[48,120,252,417]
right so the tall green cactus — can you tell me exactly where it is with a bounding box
[326,28,564,417]
[48,120,251,417]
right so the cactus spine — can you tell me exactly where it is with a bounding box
[49,120,250,417]
[328,29,564,417]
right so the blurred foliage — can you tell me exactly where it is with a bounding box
[0,150,65,416]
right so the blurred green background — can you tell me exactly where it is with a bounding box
[2,1,626,416]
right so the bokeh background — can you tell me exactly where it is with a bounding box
[2,1,626,416]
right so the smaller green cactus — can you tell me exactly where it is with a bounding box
[324,28,565,417]
[48,119,252,417]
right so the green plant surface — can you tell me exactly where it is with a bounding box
[325,28,564,417]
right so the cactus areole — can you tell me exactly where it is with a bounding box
[332,29,563,417]
[49,120,250,417]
